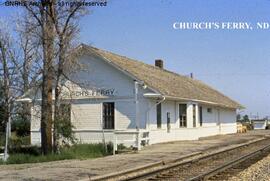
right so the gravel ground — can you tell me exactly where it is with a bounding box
[230,153,270,181]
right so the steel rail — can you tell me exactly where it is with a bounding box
[122,137,270,181]
[188,143,270,181]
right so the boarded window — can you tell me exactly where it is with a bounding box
[157,103,162,128]
[103,102,115,129]
[199,106,203,126]
[179,104,187,127]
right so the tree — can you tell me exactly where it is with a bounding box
[15,16,42,123]
[243,115,249,122]
[21,0,88,154]
[51,2,87,152]
[0,79,5,132]
[0,20,19,160]
[0,20,19,128]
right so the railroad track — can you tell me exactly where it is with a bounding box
[125,137,270,181]
[89,137,270,181]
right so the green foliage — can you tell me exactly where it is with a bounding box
[54,104,76,145]
[106,142,113,154]
[9,145,40,156]
[55,117,76,144]
[0,143,112,164]
[61,143,111,160]
[4,153,74,164]
[11,118,30,137]
[243,115,249,122]
[0,132,5,147]
[9,135,31,149]
[117,143,127,150]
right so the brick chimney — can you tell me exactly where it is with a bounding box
[155,59,163,69]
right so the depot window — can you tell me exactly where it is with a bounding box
[179,104,187,127]
[103,102,115,129]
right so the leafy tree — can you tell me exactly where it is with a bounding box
[243,115,249,122]
[11,117,30,137]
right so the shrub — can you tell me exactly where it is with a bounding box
[6,153,74,164]
[9,145,40,156]
[9,135,30,150]
[0,132,5,147]
[1,143,112,164]
[61,143,114,159]
[11,118,30,137]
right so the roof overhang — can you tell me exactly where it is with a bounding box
[143,93,163,98]
[143,94,242,109]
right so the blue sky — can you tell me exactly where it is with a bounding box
[1,0,270,118]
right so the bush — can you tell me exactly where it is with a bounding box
[9,134,30,149]
[6,153,74,164]
[0,143,112,164]
[11,118,30,137]
[9,145,40,156]
[0,132,5,147]
[61,143,110,159]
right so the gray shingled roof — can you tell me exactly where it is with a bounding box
[77,44,243,109]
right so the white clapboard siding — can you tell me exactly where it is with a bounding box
[66,55,136,98]
[115,101,136,129]
[31,104,41,131]
[71,102,102,130]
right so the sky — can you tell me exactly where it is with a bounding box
[0,0,270,118]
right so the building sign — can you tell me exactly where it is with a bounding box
[62,88,116,98]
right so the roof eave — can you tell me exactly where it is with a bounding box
[163,95,242,109]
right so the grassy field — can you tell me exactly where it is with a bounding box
[0,143,112,164]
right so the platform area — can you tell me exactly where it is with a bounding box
[0,130,269,181]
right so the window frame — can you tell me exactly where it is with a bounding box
[179,104,187,128]
[102,102,115,129]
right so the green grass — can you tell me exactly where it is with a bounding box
[0,132,30,147]
[0,143,111,165]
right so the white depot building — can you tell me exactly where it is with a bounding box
[22,44,243,150]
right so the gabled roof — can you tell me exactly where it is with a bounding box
[76,44,243,109]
